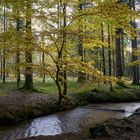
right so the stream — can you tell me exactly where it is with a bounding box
[0,102,140,140]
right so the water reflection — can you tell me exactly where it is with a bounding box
[0,102,140,140]
[25,115,62,137]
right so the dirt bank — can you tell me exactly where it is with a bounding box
[89,109,140,140]
[0,87,140,125]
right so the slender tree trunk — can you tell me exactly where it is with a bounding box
[42,52,45,83]
[40,34,45,83]
[111,26,116,76]
[121,34,125,76]
[57,1,64,85]
[3,6,6,84]
[56,65,63,104]
[101,22,106,75]
[16,11,21,87]
[116,28,123,78]
[108,24,111,76]
[112,49,116,76]
[63,3,67,95]
[0,54,2,79]
[63,68,67,95]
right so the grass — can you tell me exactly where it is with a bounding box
[34,77,82,94]
[0,81,18,96]
[127,84,140,90]
[0,77,140,101]
[0,77,94,96]
[87,82,140,102]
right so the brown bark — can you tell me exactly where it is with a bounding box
[23,1,33,90]
[108,24,111,76]
[115,28,123,78]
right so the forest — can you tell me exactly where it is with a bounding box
[0,0,140,140]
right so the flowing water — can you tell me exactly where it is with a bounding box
[0,102,140,140]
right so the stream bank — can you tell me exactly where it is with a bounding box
[0,87,140,125]
[89,109,140,140]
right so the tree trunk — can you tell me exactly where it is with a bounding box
[63,3,67,95]
[0,55,2,79]
[24,52,33,90]
[108,24,111,76]
[16,11,21,87]
[23,1,33,90]
[111,26,116,76]
[56,66,63,104]
[42,52,45,83]
[121,34,125,76]
[116,28,123,78]
[101,22,106,75]
[3,6,6,84]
